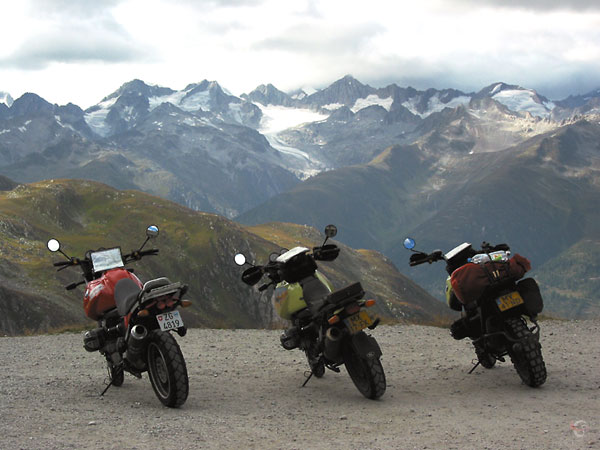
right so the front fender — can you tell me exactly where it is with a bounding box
[350,331,382,360]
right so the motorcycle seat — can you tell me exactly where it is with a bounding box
[142,277,172,293]
[326,282,364,306]
[300,276,332,316]
[114,278,142,316]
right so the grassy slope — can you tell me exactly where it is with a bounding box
[0,179,450,335]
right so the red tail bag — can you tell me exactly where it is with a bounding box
[450,254,531,304]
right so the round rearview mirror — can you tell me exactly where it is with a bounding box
[47,239,60,252]
[234,253,246,266]
[403,237,416,250]
[269,252,280,262]
[324,224,337,238]
[146,225,159,238]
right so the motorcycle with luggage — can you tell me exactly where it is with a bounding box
[234,225,386,399]
[47,225,191,407]
[403,237,546,387]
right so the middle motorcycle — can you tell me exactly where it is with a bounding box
[234,225,386,400]
[47,225,191,407]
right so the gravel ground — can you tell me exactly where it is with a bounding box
[1,320,598,450]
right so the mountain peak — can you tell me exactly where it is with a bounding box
[243,83,292,106]
[9,93,55,117]
[306,74,373,107]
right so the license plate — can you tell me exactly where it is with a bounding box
[344,310,373,334]
[496,291,524,312]
[156,310,184,331]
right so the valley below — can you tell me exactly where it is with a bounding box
[1,320,598,449]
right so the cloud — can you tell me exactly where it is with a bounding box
[454,0,600,11]
[253,22,383,56]
[0,26,150,70]
[27,0,124,17]
[0,1,150,70]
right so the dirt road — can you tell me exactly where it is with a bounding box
[1,320,598,449]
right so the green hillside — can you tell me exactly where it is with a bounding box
[0,179,447,335]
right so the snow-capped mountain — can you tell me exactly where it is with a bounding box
[2,75,600,217]
[84,79,262,138]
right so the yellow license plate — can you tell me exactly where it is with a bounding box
[344,310,373,334]
[496,291,524,312]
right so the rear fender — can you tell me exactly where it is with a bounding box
[349,331,382,360]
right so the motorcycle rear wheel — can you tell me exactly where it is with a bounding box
[146,330,189,407]
[343,345,386,399]
[505,317,547,387]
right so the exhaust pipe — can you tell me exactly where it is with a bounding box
[126,325,148,369]
[323,326,344,362]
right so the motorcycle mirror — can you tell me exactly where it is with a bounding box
[324,224,337,238]
[146,225,159,238]
[269,252,280,262]
[47,239,61,252]
[403,237,416,250]
[234,253,247,266]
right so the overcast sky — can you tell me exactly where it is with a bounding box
[2,0,600,108]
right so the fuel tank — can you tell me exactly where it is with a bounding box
[273,271,333,320]
[83,268,142,320]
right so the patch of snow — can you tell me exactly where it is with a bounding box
[180,91,211,111]
[122,105,134,122]
[321,103,344,111]
[54,115,76,132]
[148,91,187,110]
[425,95,471,116]
[291,92,306,100]
[401,98,422,117]
[255,104,328,134]
[492,89,552,118]
[265,135,312,161]
[84,97,118,137]
[0,129,10,135]
[402,94,471,118]
[18,126,27,133]
[490,83,503,95]
[351,95,393,112]
[0,91,13,107]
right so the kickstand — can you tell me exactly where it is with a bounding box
[100,378,115,397]
[301,370,314,388]
[468,361,481,374]
[100,367,123,397]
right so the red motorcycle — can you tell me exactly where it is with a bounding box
[47,225,191,407]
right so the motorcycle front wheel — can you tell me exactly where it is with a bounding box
[342,344,386,399]
[505,317,547,387]
[146,330,189,407]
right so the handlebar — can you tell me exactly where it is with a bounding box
[409,250,444,266]
[481,242,510,253]
[53,260,73,267]
[123,248,159,262]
